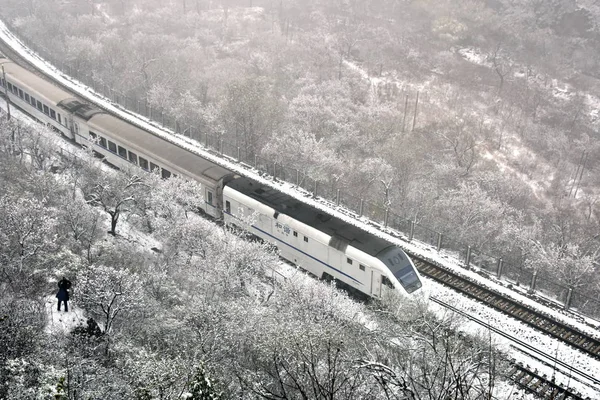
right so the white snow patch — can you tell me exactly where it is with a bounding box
[430,281,600,398]
[2,20,599,397]
[44,295,86,336]
[94,3,115,24]
[457,47,491,67]
[481,148,549,201]
[1,15,598,330]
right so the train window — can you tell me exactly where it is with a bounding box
[18,89,23,99]
[57,113,61,124]
[293,231,298,237]
[108,141,117,153]
[359,264,366,271]
[207,191,213,205]
[304,236,308,243]
[74,123,79,134]
[99,137,107,148]
[117,146,127,158]
[24,93,30,103]
[36,100,43,111]
[381,276,395,289]
[7,82,13,92]
[161,168,171,179]
[43,105,49,115]
[12,85,17,95]
[139,157,149,170]
[50,109,56,120]
[347,258,353,265]
[128,151,138,165]
[225,201,231,214]
[30,96,36,106]
[89,132,97,141]
[150,162,159,173]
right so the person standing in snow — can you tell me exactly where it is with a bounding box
[57,277,72,312]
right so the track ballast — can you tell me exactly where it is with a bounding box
[418,260,600,361]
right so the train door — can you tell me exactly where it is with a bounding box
[66,115,76,141]
[203,189,213,217]
[370,271,382,297]
[327,247,342,280]
[215,184,225,219]
[206,189,213,212]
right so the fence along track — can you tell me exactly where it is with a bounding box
[3,20,600,324]
[2,25,600,365]
[420,261,600,361]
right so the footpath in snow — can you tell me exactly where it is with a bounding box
[1,19,599,398]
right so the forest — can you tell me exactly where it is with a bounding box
[0,116,517,398]
[1,0,598,305]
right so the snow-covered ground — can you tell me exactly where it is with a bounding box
[5,100,598,399]
[44,295,86,336]
[458,46,600,130]
[431,280,600,398]
[1,20,599,398]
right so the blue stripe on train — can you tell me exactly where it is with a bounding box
[224,211,362,285]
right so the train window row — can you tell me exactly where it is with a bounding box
[289,229,309,243]
[348,258,367,272]
[1,79,65,126]
[89,131,173,179]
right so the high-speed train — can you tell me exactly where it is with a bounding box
[0,56,424,300]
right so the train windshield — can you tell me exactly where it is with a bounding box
[394,264,422,293]
[377,246,422,294]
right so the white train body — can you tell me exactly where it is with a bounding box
[224,178,423,299]
[0,58,233,219]
[0,57,425,300]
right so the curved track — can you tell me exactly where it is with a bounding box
[417,260,600,361]
[2,25,600,378]
[432,297,596,399]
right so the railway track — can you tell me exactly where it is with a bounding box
[433,297,596,400]
[508,364,586,400]
[2,23,600,377]
[418,260,600,361]
[0,36,46,76]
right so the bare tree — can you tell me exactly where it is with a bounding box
[84,170,147,236]
[490,43,513,94]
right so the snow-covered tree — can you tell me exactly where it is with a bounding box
[83,167,148,236]
[186,363,223,400]
[76,265,145,340]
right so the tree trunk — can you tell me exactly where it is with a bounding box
[109,210,119,236]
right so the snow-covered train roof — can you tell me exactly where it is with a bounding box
[58,98,103,120]
[0,57,72,104]
[227,176,396,257]
[88,113,234,183]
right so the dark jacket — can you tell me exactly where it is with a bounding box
[56,278,72,301]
